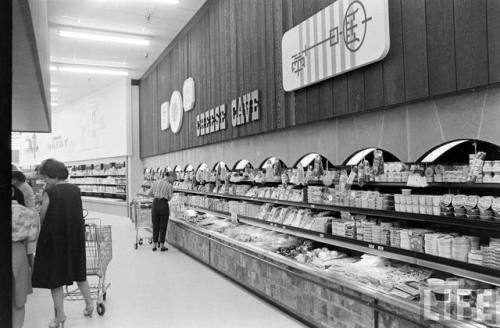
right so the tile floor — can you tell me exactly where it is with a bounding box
[24,212,308,328]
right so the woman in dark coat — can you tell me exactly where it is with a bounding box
[32,159,93,328]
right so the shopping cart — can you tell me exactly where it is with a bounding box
[63,217,112,316]
[130,197,153,249]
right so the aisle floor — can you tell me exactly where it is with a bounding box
[24,212,308,328]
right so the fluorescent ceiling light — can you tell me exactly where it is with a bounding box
[50,87,58,92]
[50,65,57,71]
[52,65,129,76]
[51,102,58,107]
[58,29,150,46]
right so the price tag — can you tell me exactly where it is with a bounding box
[231,212,239,223]
[368,244,375,249]
[377,246,384,251]
[311,204,316,208]
[282,226,286,229]
[319,233,325,238]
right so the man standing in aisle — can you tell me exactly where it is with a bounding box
[146,171,173,251]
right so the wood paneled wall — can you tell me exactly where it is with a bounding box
[139,0,500,158]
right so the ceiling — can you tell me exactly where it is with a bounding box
[48,0,206,107]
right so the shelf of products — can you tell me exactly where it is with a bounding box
[172,210,500,328]
[81,191,126,199]
[68,161,127,201]
[173,188,500,233]
[181,202,500,288]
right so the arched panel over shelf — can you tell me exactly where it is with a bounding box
[184,164,194,172]
[343,148,401,166]
[196,163,208,173]
[259,157,288,170]
[213,161,230,172]
[417,139,500,164]
[233,159,254,171]
[293,153,335,170]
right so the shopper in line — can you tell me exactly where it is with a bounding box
[12,170,36,209]
[147,170,173,251]
[31,159,93,328]
[12,185,40,328]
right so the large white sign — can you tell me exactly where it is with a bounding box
[282,0,390,92]
[169,91,183,134]
[161,101,170,130]
[182,77,195,111]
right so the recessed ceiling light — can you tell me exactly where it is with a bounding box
[51,64,129,76]
[58,29,150,46]
[50,87,58,92]
[51,102,58,107]
[59,66,129,76]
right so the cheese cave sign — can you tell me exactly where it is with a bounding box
[196,89,260,137]
[231,89,259,127]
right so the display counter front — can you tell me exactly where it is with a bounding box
[167,215,495,328]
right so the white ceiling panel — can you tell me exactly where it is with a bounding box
[47,0,206,106]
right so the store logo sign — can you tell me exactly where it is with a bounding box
[420,287,499,323]
[231,90,259,127]
[196,105,227,136]
[282,0,390,92]
[195,90,259,137]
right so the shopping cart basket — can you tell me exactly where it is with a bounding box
[130,198,153,249]
[63,217,112,316]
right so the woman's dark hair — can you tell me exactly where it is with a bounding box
[12,186,25,206]
[39,158,69,180]
[12,170,26,183]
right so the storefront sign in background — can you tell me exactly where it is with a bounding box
[282,0,390,92]
[19,79,129,165]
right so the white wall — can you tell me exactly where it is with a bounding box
[20,79,130,166]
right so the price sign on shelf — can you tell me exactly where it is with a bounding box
[231,212,239,224]
[369,244,375,249]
